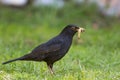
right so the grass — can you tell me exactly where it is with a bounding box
[0,4,120,80]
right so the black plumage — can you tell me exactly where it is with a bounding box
[2,24,84,74]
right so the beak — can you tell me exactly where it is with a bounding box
[77,27,85,39]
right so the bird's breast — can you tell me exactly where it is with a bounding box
[60,37,72,54]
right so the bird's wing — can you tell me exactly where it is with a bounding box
[31,41,62,54]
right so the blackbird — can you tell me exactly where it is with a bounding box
[2,24,85,74]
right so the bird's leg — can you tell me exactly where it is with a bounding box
[47,63,54,74]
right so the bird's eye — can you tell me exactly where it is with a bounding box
[70,27,76,30]
[70,26,79,31]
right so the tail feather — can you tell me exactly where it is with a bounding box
[2,53,33,65]
[2,58,20,65]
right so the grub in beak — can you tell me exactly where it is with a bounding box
[77,27,85,39]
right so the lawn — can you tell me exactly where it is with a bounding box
[0,5,120,80]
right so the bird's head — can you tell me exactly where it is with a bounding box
[60,24,85,38]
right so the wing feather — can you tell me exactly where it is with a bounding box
[31,41,62,54]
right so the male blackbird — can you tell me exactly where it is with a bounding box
[2,24,85,74]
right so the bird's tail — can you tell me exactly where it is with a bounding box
[2,58,20,65]
[2,53,32,65]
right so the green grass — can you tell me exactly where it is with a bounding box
[0,5,120,80]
